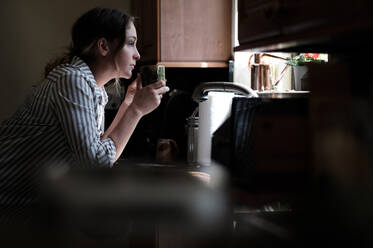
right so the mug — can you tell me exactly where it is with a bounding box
[155,138,179,164]
[139,65,166,86]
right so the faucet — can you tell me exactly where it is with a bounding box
[191,82,258,102]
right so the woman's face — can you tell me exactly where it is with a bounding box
[116,22,140,79]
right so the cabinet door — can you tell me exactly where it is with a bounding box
[279,0,363,35]
[251,114,309,173]
[236,0,373,50]
[160,0,232,62]
[279,0,330,35]
[237,0,281,44]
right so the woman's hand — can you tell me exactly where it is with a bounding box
[130,80,169,116]
[104,79,169,162]
[123,74,141,106]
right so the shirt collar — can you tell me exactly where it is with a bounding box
[71,56,96,83]
[71,56,108,105]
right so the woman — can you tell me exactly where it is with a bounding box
[0,8,169,210]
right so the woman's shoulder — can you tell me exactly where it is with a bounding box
[44,67,97,104]
[48,63,96,89]
[46,63,87,81]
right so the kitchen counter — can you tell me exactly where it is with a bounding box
[119,160,314,247]
[258,90,310,99]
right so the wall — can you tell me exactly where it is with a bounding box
[0,0,131,121]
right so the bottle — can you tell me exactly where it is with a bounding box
[186,114,199,165]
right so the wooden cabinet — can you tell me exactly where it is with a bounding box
[236,0,373,51]
[131,0,232,68]
[237,0,281,45]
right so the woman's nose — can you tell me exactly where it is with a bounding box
[134,47,140,60]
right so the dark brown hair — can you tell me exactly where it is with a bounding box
[44,7,134,77]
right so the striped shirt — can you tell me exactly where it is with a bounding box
[0,56,116,209]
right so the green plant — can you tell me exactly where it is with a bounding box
[286,53,327,66]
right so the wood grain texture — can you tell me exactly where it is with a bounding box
[160,0,232,62]
[132,0,232,66]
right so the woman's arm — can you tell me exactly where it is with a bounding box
[103,80,169,161]
[51,71,116,167]
[103,75,139,139]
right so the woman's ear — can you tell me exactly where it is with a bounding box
[96,38,110,56]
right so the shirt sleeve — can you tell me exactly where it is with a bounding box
[50,69,116,167]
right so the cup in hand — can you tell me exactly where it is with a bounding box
[139,65,166,86]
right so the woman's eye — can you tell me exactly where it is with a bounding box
[128,41,135,46]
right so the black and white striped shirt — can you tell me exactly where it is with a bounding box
[0,56,116,208]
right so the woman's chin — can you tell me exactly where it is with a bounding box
[121,71,132,79]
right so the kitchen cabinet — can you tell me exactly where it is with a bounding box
[211,96,310,192]
[131,0,232,68]
[250,99,309,175]
[236,0,373,246]
[236,0,373,52]
[237,0,281,45]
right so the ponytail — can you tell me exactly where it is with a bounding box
[44,47,74,77]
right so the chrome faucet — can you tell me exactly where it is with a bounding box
[191,81,258,102]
